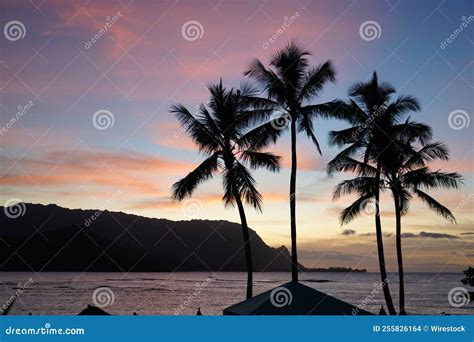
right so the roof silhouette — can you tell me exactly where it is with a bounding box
[223,281,373,315]
[78,305,110,315]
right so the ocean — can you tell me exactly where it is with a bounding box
[1,272,472,315]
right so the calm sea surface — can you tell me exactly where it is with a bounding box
[1,272,472,315]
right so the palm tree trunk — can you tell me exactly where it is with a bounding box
[290,118,298,282]
[234,190,253,299]
[374,164,396,315]
[394,194,406,315]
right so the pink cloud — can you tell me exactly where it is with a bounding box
[0,149,193,196]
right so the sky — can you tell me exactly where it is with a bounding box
[0,0,473,272]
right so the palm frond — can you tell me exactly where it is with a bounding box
[237,119,285,150]
[172,152,221,200]
[340,193,375,225]
[403,169,463,190]
[233,161,263,211]
[397,189,413,216]
[240,150,281,172]
[300,100,348,121]
[329,157,377,177]
[384,95,420,123]
[349,72,395,109]
[413,188,456,223]
[327,142,363,176]
[197,104,222,139]
[333,176,378,200]
[243,59,286,103]
[298,60,336,101]
[328,126,363,147]
[270,40,310,93]
[235,82,279,130]
[402,142,450,170]
[297,111,321,154]
[235,105,277,131]
[170,104,222,154]
[393,120,432,145]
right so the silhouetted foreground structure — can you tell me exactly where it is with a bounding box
[223,282,372,315]
[462,267,474,286]
[78,305,110,315]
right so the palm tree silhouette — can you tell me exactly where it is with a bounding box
[383,128,462,314]
[244,41,341,282]
[171,80,281,299]
[327,72,421,315]
[331,136,462,315]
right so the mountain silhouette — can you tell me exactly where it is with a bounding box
[0,203,294,272]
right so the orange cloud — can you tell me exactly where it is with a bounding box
[131,190,291,211]
[0,149,193,196]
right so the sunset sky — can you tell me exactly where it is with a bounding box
[0,0,472,272]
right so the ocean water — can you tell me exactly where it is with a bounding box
[0,272,472,315]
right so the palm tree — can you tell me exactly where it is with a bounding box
[327,72,422,315]
[331,138,462,315]
[170,80,281,299]
[384,132,462,314]
[244,41,341,282]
